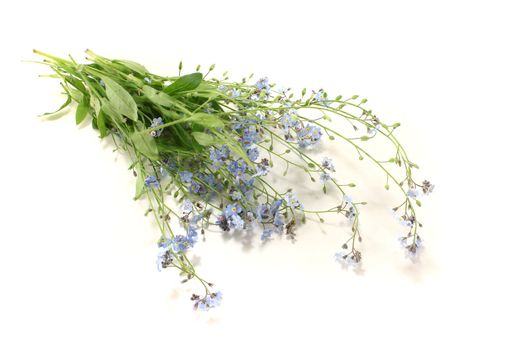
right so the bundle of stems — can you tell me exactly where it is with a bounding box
[34,49,433,310]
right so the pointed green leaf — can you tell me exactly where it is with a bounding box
[191,131,215,146]
[164,72,203,95]
[142,85,174,107]
[131,131,160,160]
[114,59,148,75]
[102,76,138,121]
[97,111,108,138]
[75,98,90,125]
[187,113,224,129]
[135,170,145,200]
[39,94,72,117]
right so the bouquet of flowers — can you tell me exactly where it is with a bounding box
[34,50,433,310]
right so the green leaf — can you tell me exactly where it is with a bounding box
[102,76,138,121]
[191,131,215,146]
[97,111,108,138]
[131,131,160,160]
[75,98,90,125]
[39,94,72,117]
[164,72,203,95]
[187,113,224,129]
[114,59,148,75]
[134,170,145,200]
[142,85,174,107]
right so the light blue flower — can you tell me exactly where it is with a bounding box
[149,117,164,137]
[231,191,242,201]
[229,213,244,230]
[196,291,223,311]
[284,191,303,210]
[321,157,335,172]
[156,248,171,272]
[256,203,271,222]
[172,235,188,252]
[297,124,322,148]
[144,175,160,189]
[407,188,420,199]
[224,203,242,218]
[228,159,248,177]
[261,228,273,241]
[334,251,360,268]
[273,213,285,228]
[313,89,329,106]
[179,171,193,183]
[180,199,193,214]
[281,113,299,132]
[343,195,353,205]
[320,172,331,184]
[255,77,270,91]
[230,89,241,98]
[247,147,260,161]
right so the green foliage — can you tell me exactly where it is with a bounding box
[102,76,138,121]
[164,72,203,95]
[131,131,160,160]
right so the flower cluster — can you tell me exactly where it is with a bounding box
[36,50,433,311]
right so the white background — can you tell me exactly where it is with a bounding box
[1,1,524,349]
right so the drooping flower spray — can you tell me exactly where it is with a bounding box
[34,50,433,310]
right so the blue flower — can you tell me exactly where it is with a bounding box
[271,199,283,215]
[256,203,271,222]
[179,171,193,183]
[201,173,223,193]
[284,191,303,210]
[281,113,299,133]
[186,226,199,247]
[255,77,270,91]
[407,188,420,199]
[160,158,177,177]
[273,213,285,228]
[247,147,260,162]
[172,235,188,252]
[180,199,193,214]
[209,146,230,171]
[297,124,322,148]
[228,159,248,177]
[261,228,273,241]
[399,236,423,260]
[224,203,242,218]
[196,291,223,311]
[313,89,329,106]
[231,191,242,201]
[367,123,381,136]
[343,195,353,205]
[241,125,259,148]
[229,213,244,230]
[253,158,270,177]
[346,206,356,222]
[145,175,160,189]
[321,157,335,172]
[156,248,172,272]
[334,251,361,269]
[149,117,164,137]
[230,89,241,98]
[144,77,152,84]
[189,180,204,194]
[320,172,331,184]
